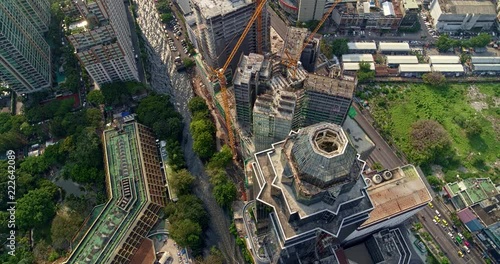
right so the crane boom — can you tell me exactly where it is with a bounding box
[214,0,268,159]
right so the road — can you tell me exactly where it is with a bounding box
[352,103,404,170]
[135,2,243,263]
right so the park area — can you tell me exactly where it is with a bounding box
[364,82,499,184]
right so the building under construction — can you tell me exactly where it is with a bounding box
[191,0,271,73]
[66,121,166,264]
[251,123,374,263]
[232,51,356,153]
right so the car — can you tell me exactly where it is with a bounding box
[458,250,464,258]
[464,240,470,247]
[432,219,438,225]
[458,233,464,239]
[435,210,441,217]
[448,232,454,238]
[428,202,434,208]
[442,219,448,226]
[463,246,470,253]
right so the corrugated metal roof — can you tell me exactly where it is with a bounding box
[379,42,410,51]
[471,56,500,64]
[348,42,377,50]
[428,55,460,64]
[343,62,375,71]
[432,64,465,72]
[382,2,395,16]
[342,54,374,62]
[457,208,476,223]
[465,219,484,232]
[398,64,431,72]
[386,55,418,64]
[473,64,500,71]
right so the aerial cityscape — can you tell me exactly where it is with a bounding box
[0,0,499,263]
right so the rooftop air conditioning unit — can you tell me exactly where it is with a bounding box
[372,174,383,184]
[383,170,393,181]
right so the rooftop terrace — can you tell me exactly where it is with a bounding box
[445,178,498,207]
[191,0,253,19]
[67,123,149,264]
[361,165,432,227]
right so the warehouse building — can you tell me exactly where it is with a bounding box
[429,0,496,32]
[347,42,377,54]
[378,42,411,55]
[343,62,376,71]
[472,64,500,75]
[342,54,374,63]
[431,64,465,76]
[470,56,500,64]
[399,64,431,77]
[428,55,460,64]
[386,55,418,67]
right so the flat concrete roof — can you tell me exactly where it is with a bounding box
[399,64,431,72]
[176,0,193,15]
[343,62,375,71]
[444,178,498,206]
[404,0,418,9]
[191,0,253,19]
[431,64,464,72]
[342,116,375,155]
[362,165,432,227]
[449,0,496,14]
[348,42,377,50]
[386,55,418,64]
[428,55,460,64]
[304,73,356,99]
[378,42,410,51]
[342,54,374,62]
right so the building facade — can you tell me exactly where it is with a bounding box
[251,123,374,263]
[15,0,51,32]
[429,0,496,32]
[191,0,270,74]
[0,0,52,94]
[278,0,328,22]
[67,0,139,86]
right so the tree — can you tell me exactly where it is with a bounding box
[357,61,375,83]
[423,72,446,87]
[17,187,57,230]
[427,175,443,189]
[208,145,233,169]
[170,169,195,196]
[87,90,105,105]
[183,58,195,68]
[320,39,333,59]
[192,131,215,160]
[436,35,456,52]
[213,181,237,208]
[188,97,208,114]
[409,120,451,163]
[86,108,103,129]
[331,38,349,58]
[51,213,83,251]
[161,13,173,23]
[169,219,202,250]
[463,117,482,137]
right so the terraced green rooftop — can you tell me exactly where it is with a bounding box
[445,178,498,208]
[66,123,149,264]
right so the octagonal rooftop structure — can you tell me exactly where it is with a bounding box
[282,123,360,190]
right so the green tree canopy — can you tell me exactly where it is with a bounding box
[436,35,457,52]
[188,97,209,114]
[423,72,446,87]
[51,212,84,251]
[17,186,58,230]
[170,169,195,196]
[86,90,105,105]
[169,219,202,250]
[213,181,237,208]
[208,145,232,169]
[331,38,349,58]
[427,175,443,189]
[192,131,215,160]
[357,61,375,83]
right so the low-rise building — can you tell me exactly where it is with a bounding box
[347,42,377,54]
[386,55,418,67]
[398,64,431,77]
[429,0,497,32]
[379,42,411,55]
[470,56,500,64]
[431,64,465,76]
[399,0,420,29]
[428,55,460,64]
[342,54,374,63]
[472,64,500,74]
[332,0,403,32]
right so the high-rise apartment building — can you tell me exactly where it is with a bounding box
[279,0,327,22]
[191,0,270,73]
[67,0,138,86]
[0,1,52,94]
[16,0,51,32]
[251,123,374,263]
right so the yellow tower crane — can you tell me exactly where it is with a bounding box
[281,0,343,79]
[208,0,268,159]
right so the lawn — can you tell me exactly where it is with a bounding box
[366,83,499,183]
